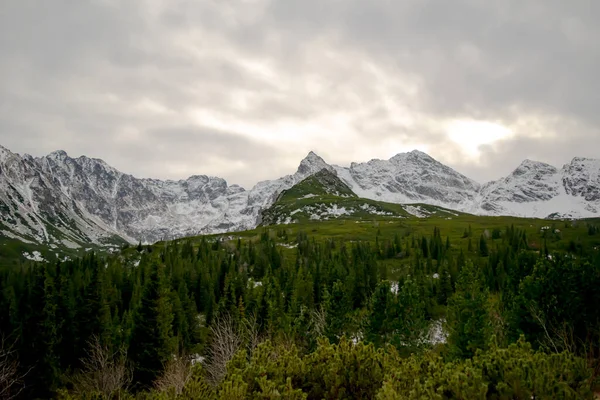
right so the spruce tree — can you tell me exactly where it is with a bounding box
[446,261,489,359]
[437,263,452,306]
[367,281,392,346]
[479,235,489,257]
[130,262,176,388]
[421,237,429,258]
[324,281,350,343]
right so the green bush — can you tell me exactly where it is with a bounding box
[377,337,593,399]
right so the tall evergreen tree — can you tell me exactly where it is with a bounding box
[446,261,489,359]
[129,262,176,388]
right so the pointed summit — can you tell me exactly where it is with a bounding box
[47,149,69,160]
[296,151,334,177]
[389,149,434,165]
[409,149,432,158]
[512,159,557,176]
[0,144,13,162]
[302,151,324,164]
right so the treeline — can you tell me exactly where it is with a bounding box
[0,225,599,398]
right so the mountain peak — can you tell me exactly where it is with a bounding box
[389,149,434,165]
[570,156,599,164]
[512,159,557,176]
[47,149,69,160]
[0,144,13,162]
[519,158,547,165]
[296,151,333,176]
[303,151,324,163]
[409,149,432,158]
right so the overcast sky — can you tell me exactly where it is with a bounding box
[1,0,599,187]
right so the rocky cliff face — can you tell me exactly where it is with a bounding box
[1,144,599,248]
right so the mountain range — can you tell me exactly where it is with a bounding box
[1,144,599,249]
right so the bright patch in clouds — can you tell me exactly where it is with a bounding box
[447,120,513,158]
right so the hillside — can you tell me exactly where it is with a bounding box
[260,168,464,226]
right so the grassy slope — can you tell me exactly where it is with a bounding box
[261,169,463,225]
[166,212,600,270]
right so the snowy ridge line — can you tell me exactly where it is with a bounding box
[0,144,599,249]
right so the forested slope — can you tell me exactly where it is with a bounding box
[1,214,600,398]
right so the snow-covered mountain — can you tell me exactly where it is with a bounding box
[1,144,599,248]
[333,150,480,208]
[476,157,600,219]
[0,146,335,246]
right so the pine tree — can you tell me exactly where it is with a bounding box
[324,281,350,343]
[389,276,427,352]
[446,261,489,359]
[130,262,176,388]
[421,237,429,258]
[367,281,392,346]
[437,263,452,306]
[479,235,489,257]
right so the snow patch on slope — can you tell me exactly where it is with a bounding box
[403,205,432,218]
[23,251,46,262]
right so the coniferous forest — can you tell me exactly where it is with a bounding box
[1,220,600,399]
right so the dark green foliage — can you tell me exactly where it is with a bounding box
[510,256,600,356]
[479,234,489,257]
[130,262,176,388]
[446,261,490,359]
[491,228,502,240]
[117,337,593,400]
[378,337,593,399]
[437,263,452,306]
[2,215,600,398]
[323,281,351,343]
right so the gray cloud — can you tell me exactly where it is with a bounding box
[1,0,598,188]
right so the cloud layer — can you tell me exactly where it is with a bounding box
[1,0,599,187]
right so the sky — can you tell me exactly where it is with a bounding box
[1,0,599,188]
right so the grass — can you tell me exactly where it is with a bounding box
[170,211,600,264]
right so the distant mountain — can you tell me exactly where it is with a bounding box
[476,157,600,219]
[0,146,340,247]
[333,150,480,208]
[1,144,599,250]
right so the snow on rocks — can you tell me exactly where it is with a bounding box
[278,243,298,249]
[427,319,448,345]
[22,251,46,262]
[359,203,393,216]
[403,205,431,218]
